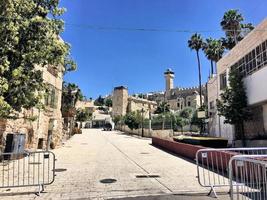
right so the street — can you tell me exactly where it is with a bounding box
[0,129,229,199]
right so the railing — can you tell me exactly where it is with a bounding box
[229,155,267,200]
[196,148,267,198]
[0,151,56,195]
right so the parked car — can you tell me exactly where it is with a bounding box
[103,123,112,131]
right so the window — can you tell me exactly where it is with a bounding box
[187,101,191,107]
[177,102,180,108]
[45,85,58,108]
[233,39,267,78]
[220,72,227,90]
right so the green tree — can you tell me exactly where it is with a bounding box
[217,68,251,144]
[76,109,92,122]
[175,108,193,133]
[113,115,122,126]
[220,10,254,49]
[0,0,76,118]
[202,38,225,75]
[202,38,215,75]
[154,102,170,114]
[188,33,204,106]
[105,98,112,107]
[94,95,105,106]
[124,111,142,130]
[61,82,83,116]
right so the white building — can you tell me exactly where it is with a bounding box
[208,18,267,145]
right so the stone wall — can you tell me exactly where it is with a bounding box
[0,66,64,153]
[117,125,173,139]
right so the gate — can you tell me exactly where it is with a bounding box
[196,147,267,197]
[0,151,56,195]
[229,155,267,200]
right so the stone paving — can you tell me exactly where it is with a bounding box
[0,129,230,199]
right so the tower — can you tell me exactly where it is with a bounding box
[112,86,128,116]
[164,69,175,91]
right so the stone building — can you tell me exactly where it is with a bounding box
[112,69,205,118]
[147,69,205,112]
[0,65,64,153]
[75,100,95,113]
[207,18,267,144]
[112,86,157,118]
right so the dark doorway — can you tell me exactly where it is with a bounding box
[38,138,44,149]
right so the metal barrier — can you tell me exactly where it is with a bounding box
[0,151,56,195]
[196,148,267,198]
[229,155,267,200]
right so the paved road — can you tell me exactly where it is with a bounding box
[0,129,230,199]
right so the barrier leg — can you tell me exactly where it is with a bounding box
[36,184,45,196]
[208,186,218,198]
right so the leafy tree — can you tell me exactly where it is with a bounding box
[0,0,76,118]
[61,82,83,116]
[113,115,122,126]
[188,33,204,106]
[94,95,105,106]
[98,106,108,112]
[202,38,225,75]
[174,116,187,133]
[154,102,170,114]
[217,67,251,143]
[220,10,254,49]
[175,108,193,132]
[105,98,112,107]
[124,111,142,130]
[76,109,92,122]
[202,38,216,75]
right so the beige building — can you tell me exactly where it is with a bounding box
[112,86,157,118]
[0,65,64,153]
[207,18,267,144]
[148,69,205,112]
[112,69,205,118]
[75,100,95,113]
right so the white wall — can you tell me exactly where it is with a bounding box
[244,66,267,105]
[263,104,267,132]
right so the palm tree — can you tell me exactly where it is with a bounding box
[188,33,204,107]
[202,38,215,75]
[220,9,244,45]
[211,39,225,63]
[155,102,170,114]
[203,38,225,75]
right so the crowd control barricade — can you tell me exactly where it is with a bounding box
[0,151,56,195]
[229,155,267,200]
[196,147,267,198]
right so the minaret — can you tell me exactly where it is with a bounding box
[164,69,175,91]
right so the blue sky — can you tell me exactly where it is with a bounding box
[60,0,267,99]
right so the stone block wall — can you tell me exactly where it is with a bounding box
[0,66,64,153]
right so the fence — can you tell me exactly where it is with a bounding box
[0,151,56,195]
[229,155,267,200]
[196,147,267,197]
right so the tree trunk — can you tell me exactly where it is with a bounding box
[196,50,203,107]
[210,60,214,75]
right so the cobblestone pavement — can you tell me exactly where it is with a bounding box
[0,129,230,200]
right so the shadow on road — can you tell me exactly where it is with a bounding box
[109,193,230,200]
